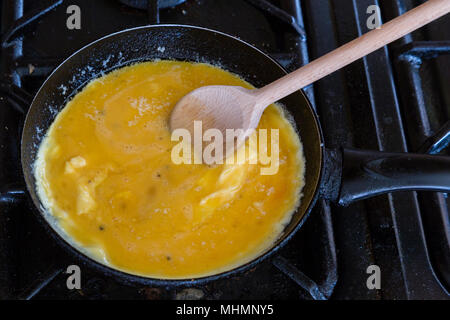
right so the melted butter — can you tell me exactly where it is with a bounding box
[35,60,305,279]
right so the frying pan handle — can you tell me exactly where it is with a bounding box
[322,148,450,206]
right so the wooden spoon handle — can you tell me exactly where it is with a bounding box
[255,0,450,107]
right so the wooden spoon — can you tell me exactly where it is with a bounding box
[170,0,450,158]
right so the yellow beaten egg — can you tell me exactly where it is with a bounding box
[34,60,305,279]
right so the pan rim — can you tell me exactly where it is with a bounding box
[21,24,325,286]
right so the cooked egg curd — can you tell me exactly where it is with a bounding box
[35,60,305,279]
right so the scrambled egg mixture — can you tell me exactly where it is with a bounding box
[35,61,305,279]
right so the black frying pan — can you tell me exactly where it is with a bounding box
[21,25,450,286]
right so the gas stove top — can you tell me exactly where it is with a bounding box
[0,0,448,300]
